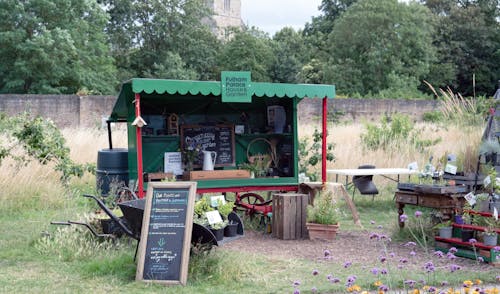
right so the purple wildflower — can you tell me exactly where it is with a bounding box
[378,284,389,292]
[415,210,422,217]
[400,214,408,222]
[404,280,417,288]
[323,249,331,257]
[469,238,477,244]
[449,247,458,253]
[440,281,449,286]
[371,268,379,275]
[399,258,408,264]
[293,289,300,294]
[343,261,352,268]
[404,241,416,247]
[326,274,333,281]
[330,277,340,284]
[493,246,500,252]
[478,256,484,262]
[370,220,375,225]
[424,261,435,273]
[428,286,437,293]
[409,250,416,257]
[369,232,380,240]
[312,269,319,276]
[449,264,461,272]
[293,280,301,287]
[389,252,395,258]
[379,255,387,263]
[380,268,388,275]
[377,225,383,229]
[433,251,444,258]
[311,287,317,293]
[345,275,356,287]
[446,252,457,260]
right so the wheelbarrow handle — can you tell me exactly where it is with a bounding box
[50,221,71,226]
[67,220,115,239]
[82,194,136,239]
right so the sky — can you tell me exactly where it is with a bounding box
[241,0,323,36]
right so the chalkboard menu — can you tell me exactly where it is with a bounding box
[136,182,196,285]
[180,124,235,167]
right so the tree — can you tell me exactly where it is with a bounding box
[325,0,436,96]
[217,28,275,82]
[423,0,500,96]
[270,27,307,83]
[101,0,220,81]
[0,0,117,94]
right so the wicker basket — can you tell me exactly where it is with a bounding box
[247,138,273,169]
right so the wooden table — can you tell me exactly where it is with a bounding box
[395,188,466,228]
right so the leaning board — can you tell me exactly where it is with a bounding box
[136,182,197,285]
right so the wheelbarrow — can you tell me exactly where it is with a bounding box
[52,194,221,253]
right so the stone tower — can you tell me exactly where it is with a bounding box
[205,0,243,40]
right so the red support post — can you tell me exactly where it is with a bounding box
[322,96,328,184]
[135,93,144,198]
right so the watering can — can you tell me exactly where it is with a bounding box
[202,150,217,171]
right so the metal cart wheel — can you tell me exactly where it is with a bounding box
[236,192,268,214]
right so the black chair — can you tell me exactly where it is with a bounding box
[352,165,379,201]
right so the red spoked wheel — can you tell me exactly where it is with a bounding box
[236,192,271,215]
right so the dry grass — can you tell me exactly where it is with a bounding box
[0,121,485,203]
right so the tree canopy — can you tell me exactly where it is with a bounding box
[0,0,498,98]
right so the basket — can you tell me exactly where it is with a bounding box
[247,138,273,169]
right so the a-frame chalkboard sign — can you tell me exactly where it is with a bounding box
[136,182,197,285]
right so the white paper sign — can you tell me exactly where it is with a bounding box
[444,164,457,175]
[483,175,491,187]
[210,195,226,207]
[464,192,476,206]
[407,162,418,171]
[164,152,183,175]
[205,210,223,225]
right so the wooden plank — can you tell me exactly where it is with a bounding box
[187,169,250,180]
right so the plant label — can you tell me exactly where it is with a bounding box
[205,210,223,225]
[464,192,476,206]
[484,175,491,187]
[210,195,225,207]
[444,164,457,175]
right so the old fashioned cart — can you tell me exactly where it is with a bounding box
[102,73,335,214]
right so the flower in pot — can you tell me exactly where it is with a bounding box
[306,190,340,241]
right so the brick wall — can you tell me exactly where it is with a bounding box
[0,94,439,128]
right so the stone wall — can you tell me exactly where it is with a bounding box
[0,94,439,128]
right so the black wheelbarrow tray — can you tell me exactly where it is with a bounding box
[84,194,223,247]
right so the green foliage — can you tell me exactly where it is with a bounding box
[422,110,444,123]
[298,129,335,182]
[0,112,94,183]
[325,0,436,97]
[216,200,234,220]
[0,0,117,94]
[307,190,339,225]
[360,113,441,152]
[424,0,500,97]
[217,28,275,82]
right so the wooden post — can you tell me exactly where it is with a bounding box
[272,193,309,239]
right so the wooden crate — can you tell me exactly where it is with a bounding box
[272,193,308,240]
[184,170,250,180]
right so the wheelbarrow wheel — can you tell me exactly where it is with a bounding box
[191,223,217,254]
[236,192,267,215]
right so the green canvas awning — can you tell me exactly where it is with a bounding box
[110,78,335,120]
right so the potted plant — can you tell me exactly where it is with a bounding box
[475,193,491,212]
[479,139,500,165]
[433,220,453,239]
[482,216,499,246]
[306,189,340,241]
[209,219,228,241]
[216,200,239,237]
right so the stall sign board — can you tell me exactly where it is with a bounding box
[221,71,251,103]
[180,124,235,167]
[136,182,197,285]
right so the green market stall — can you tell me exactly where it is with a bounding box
[107,73,335,199]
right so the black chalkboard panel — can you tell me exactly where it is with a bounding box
[136,182,197,285]
[180,124,235,167]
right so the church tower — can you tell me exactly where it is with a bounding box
[205,0,243,40]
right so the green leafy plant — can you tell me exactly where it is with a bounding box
[216,200,234,220]
[0,111,94,184]
[194,197,214,216]
[209,219,228,230]
[306,190,339,225]
[298,129,335,182]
